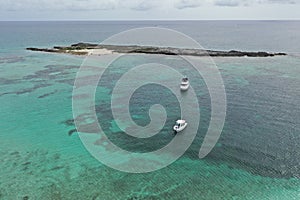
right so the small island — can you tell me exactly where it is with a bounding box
[27,42,287,57]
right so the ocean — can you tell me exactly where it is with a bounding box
[0,21,300,199]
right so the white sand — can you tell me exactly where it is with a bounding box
[71,48,114,55]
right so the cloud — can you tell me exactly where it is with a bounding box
[0,0,118,11]
[67,0,117,11]
[1,0,299,12]
[258,0,297,4]
[128,0,160,11]
[214,0,241,6]
[0,0,166,12]
[174,0,202,9]
[213,0,299,7]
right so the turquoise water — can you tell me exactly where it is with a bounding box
[1,21,300,199]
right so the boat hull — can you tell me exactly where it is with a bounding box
[180,85,189,91]
[173,123,188,132]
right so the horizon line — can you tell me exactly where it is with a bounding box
[1,19,300,22]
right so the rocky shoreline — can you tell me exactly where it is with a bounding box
[27,42,287,57]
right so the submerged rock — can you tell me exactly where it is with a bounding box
[62,119,75,126]
[68,129,77,136]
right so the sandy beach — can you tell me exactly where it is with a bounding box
[70,48,114,56]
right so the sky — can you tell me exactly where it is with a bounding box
[0,0,299,20]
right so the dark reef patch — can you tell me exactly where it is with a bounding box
[0,56,25,64]
[23,65,77,81]
[1,64,78,97]
[62,119,75,126]
[68,129,77,136]
[50,166,64,171]
[0,78,20,85]
[38,90,58,99]
[15,83,53,95]
[56,79,75,86]
[0,83,53,97]
[22,196,29,200]
[62,119,78,136]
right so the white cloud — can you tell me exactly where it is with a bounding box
[174,0,202,9]
[0,0,167,11]
[259,0,297,4]
[121,0,161,11]
[0,0,118,11]
[213,0,299,7]
[67,0,117,11]
[1,0,299,11]
[214,0,241,6]
[0,0,299,20]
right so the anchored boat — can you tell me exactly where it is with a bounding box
[180,77,189,91]
[173,119,188,132]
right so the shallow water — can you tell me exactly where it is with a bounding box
[1,21,300,199]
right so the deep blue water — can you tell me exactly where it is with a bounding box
[1,20,300,53]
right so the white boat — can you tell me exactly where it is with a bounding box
[173,119,188,132]
[180,77,189,91]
